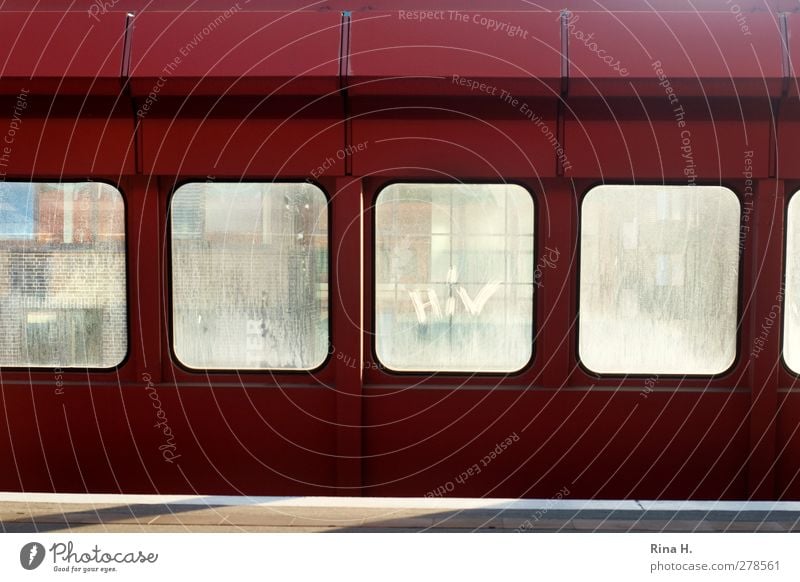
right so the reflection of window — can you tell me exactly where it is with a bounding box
[171,182,283,244]
[375,183,535,373]
[0,182,127,368]
[171,182,329,370]
[579,185,740,375]
[785,194,800,373]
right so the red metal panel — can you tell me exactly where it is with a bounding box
[746,179,784,498]
[129,12,341,96]
[0,384,339,494]
[137,96,344,176]
[0,0,786,13]
[0,97,135,177]
[536,179,577,389]
[0,118,135,177]
[778,102,800,179]
[787,14,800,98]
[140,117,343,177]
[331,177,364,493]
[124,176,162,384]
[351,99,560,177]
[362,389,750,499]
[567,12,783,98]
[0,1,793,501]
[347,11,561,96]
[564,98,771,179]
[0,12,127,95]
[136,95,345,179]
[781,16,800,177]
[777,392,800,499]
[156,387,339,494]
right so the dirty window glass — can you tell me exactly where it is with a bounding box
[0,182,127,368]
[171,182,328,370]
[579,185,740,375]
[784,194,800,373]
[375,183,535,372]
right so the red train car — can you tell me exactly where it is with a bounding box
[0,0,798,501]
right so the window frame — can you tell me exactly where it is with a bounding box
[370,179,538,377]
[0,179,130,372]
[166,179,333,374]
[575,181,744,379]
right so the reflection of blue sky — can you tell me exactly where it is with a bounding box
[0,183,34,238]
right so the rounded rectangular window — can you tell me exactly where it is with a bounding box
[171,182,328,370]
[375,183,535,373]
[785,193,800,373]
[579,185,740,375]
[0,182,127,368]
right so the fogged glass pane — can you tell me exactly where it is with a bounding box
[375,183,534,372]
[171,182,328,370]
[785,194,800,373]
[579,185,740,374]
[0,182,127,368]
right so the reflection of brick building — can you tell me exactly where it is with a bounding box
[36,183,124,245]
[0,183,126,368]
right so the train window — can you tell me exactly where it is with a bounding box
[375,183,534,372]
[785,194,800,373]
[579,185,740,375]
[0,182,127,368]
[171,182,328,370]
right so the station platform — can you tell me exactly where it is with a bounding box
[1,493,799,533]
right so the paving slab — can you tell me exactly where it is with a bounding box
[3,496,800,533]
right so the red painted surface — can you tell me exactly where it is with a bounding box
[351,99,560,178]
[746,180,784,498]
[786,13,800,97]
[0,2,797,500]
[0,384,338,495]
[777,392,800,498]
[362,390,750,499]
[332,177,364,492]
[779,15,800,176]
[137,97,344,177]
[564,98,772,179]
[0,97,134,176]
[347,12,560,96]
[0,12,127,95]
[129,12,342,97]
[0,1,793,13]
[566,12,783,98]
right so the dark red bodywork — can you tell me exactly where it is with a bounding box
[0,0,797,500]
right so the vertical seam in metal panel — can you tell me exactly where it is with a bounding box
[781,12,790,97]
[560,10,570,98]
[557,10,569,177]
[340,11,352,176]
[771,12,790,179]
[121,12,141,175]
[121,13,133,79]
